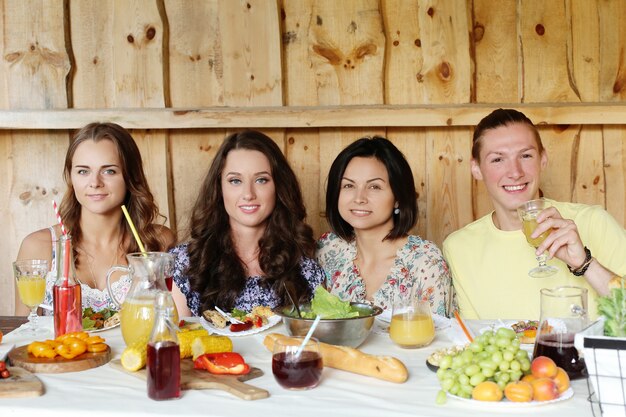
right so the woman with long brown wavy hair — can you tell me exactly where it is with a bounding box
[170,130,324,316]
[15,122,175,315]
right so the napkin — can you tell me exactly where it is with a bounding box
[0,343,15,362]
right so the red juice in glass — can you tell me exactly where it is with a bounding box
[164,276,173,292]
[147,341,181,400]
[53,283,82,337]
[272,351,323,389]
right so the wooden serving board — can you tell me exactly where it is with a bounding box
[8,345,111,374]
[0,367,44,398]
[110,359,269,401]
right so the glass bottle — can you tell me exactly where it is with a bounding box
[53,235,82,337]
[147,291,181,401]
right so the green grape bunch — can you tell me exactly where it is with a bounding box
[435,327,531,401]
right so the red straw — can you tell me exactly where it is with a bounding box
[52,200,71,283]
[52,200,67,236]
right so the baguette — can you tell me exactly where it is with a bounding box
[263,333,408,383]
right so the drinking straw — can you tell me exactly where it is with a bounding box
[52,200,71,282]
[454,311,474,343]
[295,315,321,358]
[121,205,146,254]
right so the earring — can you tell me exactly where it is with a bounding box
[394,207,400,215]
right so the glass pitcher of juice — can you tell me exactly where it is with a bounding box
[106,252,178,346]
[533,286,588,380]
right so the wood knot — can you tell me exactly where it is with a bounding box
[414,39,421,47]
[316,15,323,26]
[593,175,600,185]
[92,56,98,65]
[393,40,399,46]
[312,44,342,65]
[280,8,286,20]
[427,7,435,17]
[439,61,452,80]
[246,2,251,9]
[250,74,255,80]
[146,27,156,40]
[473,23,485,42]
[354,44,376,60]
[446,118,453,126]
[535,24,545,36]
[288,137,295,145]
[416,73,424,82]
[283,31,297,44]
[127,34,135,43]
[348,21,357,33]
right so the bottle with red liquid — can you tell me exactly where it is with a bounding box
[147,291,180,401]
[53,235,82,338]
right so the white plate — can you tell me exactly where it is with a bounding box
[200,315,281,337]
[448,387,573,407]
[86,322,120,333]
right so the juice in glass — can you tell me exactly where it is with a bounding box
[522,217,552,248]
[389,312,435,348]
[53,283,83,337]
[16,275,46,308]
[121,294,179,346]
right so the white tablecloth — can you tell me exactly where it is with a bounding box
[0,317,595,417]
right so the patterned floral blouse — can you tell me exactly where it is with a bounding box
[170,244,326,316]
[316,232,456,317]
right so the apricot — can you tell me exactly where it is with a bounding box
[553,367,570,394]
[504,381,533,402]
[531,377,559,401]
[472,381,503,402]
[521,374,537,384]
[531,356,558,379]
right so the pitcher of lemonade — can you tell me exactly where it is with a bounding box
[106,252,178,346]
[533,286,588,380]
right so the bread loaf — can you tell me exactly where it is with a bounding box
[263,333,408,383]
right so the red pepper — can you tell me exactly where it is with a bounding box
[229,320,253,332]
[193,352,250,375]
[251,314,263,328]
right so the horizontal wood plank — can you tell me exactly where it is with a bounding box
[0,103,625,129]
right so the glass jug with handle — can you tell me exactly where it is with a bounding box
[106,252,178,346]
[532,286,588,380]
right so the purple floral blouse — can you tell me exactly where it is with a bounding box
[316,232,456,317]
[169,244,325,316]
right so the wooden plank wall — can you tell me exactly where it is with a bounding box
[0,0,624,315]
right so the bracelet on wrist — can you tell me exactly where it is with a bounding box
[568,246,593,276]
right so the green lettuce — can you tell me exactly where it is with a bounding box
[303,286,360,319]
[598,286,626,337]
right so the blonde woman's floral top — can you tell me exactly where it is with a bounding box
[316,232,456,317]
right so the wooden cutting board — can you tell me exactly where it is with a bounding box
[8,345,111,373]
[110,359,269,400]
[0,367,44,398]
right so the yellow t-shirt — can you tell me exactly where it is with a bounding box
[442,199,626,320]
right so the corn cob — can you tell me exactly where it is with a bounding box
[191,336,233,360]
[121,339,148,371]
[177,328,209,359]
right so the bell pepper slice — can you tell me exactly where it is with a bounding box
[193,352,250,375]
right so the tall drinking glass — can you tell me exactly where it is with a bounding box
[517,199,558,278]
[13,259,49,335]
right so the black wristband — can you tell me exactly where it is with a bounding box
[568,246,592,276]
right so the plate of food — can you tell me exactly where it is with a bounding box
[200,306,281,337]
[448,387,574,408]
[511,320,539,344]
[82,308,120,333]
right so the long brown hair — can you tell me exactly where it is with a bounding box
[59,123,168,257]
[186,130,316,311]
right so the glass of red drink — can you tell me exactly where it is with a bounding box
[272,337,323,390]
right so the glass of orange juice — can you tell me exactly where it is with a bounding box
[13,259,49,335]
[389,288,434,348]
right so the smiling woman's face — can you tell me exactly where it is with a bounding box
[70,139,127,215]
[221,149,276,232]
[338,156,396,235]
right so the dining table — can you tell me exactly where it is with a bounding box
[0,316,599,417]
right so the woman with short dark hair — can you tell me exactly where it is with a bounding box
[317,136,455,316]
